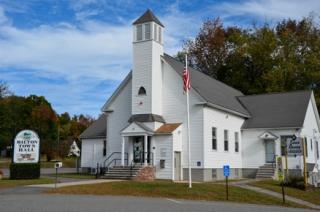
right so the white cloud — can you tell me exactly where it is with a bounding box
[213,0,320,22]
[0,17,132,82]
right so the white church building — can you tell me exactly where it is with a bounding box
[80,10,320,185]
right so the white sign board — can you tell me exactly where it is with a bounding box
[13,130,40,163]
[286,136,302,156]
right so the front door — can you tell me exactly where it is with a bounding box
[174,152,181,181]
[133,137,144,164]
[265,140,275,163]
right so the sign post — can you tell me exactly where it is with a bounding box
[54,162,62,189]
[302,137,308,188]
[223,165,230,200]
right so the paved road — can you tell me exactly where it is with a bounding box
[2,168,77,177]
[0,194,314,212]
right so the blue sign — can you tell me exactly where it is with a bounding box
[223,165,230,177]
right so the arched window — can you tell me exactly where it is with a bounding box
[138,87,146,95]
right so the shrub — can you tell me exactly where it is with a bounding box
[281,176,305,190]
[10,163,40,179]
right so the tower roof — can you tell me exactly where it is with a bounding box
[133,9,164,27]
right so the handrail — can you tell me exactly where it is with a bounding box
[103,152,128,168]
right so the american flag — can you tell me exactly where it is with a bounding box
[183,67,190,92]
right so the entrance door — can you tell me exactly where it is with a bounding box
[174,152,181,181]
[265,140,275,163]
[133,137,144,164]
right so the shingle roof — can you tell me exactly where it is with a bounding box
[128,114,165,123]
[132,9,164,27]
[155,123,181,134]
[238,90,312,129]
[163,54,250,117]
[79,114,107,139]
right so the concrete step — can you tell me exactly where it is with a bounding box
[256,164,275,179]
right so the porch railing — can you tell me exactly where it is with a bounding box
[103,152,128,172]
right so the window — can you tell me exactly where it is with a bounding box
[103,140,107,156]
[235,132,239,152]
[316,141,319,159]
[212,127,217,150]
[138,86,146,95]
[311,138,313,150]
[224,130,229,151]
[280,135,293,156]
[145,23,151,40]
[136,25,142,41]
[158,26,162,43]
[154,24,158,41]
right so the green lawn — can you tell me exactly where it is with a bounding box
[47,173,95,179]
[0,177,54,189]
[249,180,320,205]
[0,157,76,168]
[48,180,304,208]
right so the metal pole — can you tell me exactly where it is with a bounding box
[285,149,288,182]
[55,167,58,189]
[226,176,229,200]
[281,182,285,204]
[185,54,192,189]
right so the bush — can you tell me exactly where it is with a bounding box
[281,176,305,190]
[10,163,40,179]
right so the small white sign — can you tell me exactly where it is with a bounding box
[13,130,40,163]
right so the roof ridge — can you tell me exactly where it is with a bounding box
[163,53,244,95]
[238,90,312,98]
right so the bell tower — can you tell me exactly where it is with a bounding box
[132,9,164,116]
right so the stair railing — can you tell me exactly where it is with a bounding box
[103,152,128,173]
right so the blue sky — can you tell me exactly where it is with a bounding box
[0,0,319,118]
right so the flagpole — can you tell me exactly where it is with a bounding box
[185,54,192,188]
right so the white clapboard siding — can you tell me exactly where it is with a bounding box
[132,39,163,115]
[242,129,298,169]
[106,80,132,156]
[162,62,204,168]
[81,139,104,168]
[154,135,173,179]
[301,97,320,165]
[203,107,244,168]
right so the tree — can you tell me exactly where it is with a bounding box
[0,81,12,99]
[184,16,320,109]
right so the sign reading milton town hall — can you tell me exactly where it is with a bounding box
[13,130,40,163]
[11,130,41,179]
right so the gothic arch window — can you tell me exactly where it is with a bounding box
[138,86,146,95]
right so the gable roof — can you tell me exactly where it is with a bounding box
[79,114,107,139]
[132,9,164,27]
[155,123,181,134]
[163,54,250,117]
[238,90,312,129]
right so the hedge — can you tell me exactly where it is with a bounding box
[10,163,40,179]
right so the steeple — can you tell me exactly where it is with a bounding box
[133,9,164,27]
[131,9,164,117]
